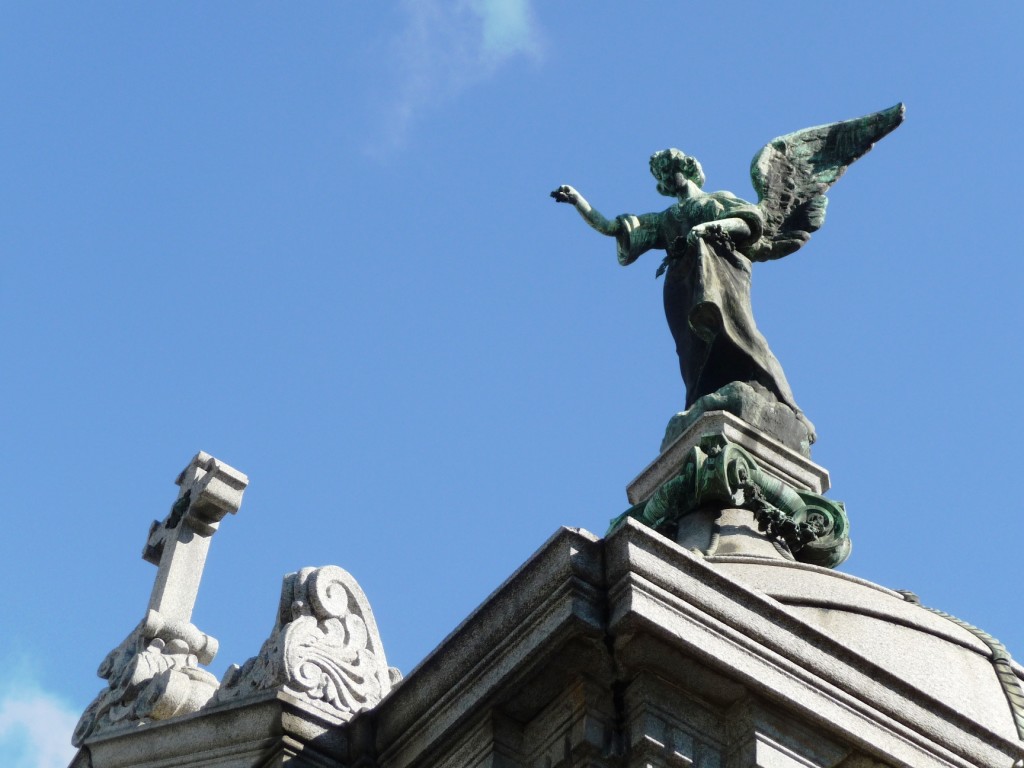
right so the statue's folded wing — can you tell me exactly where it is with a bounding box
[747,103,905,262]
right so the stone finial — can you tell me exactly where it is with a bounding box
[73,452,247,747]
[214,564,400,718]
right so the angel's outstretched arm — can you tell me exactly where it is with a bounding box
[551,185,620,236]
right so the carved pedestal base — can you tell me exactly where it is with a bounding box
[615,411,850,568]
[630,410,829,505]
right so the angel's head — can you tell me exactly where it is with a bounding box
[649,149,705,197]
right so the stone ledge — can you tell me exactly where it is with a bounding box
[72,521,1024,768]
[372,526,607,768]
[79,690,348,768]
[604,519,1022,768]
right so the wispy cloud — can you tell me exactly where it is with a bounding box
[0,686,80,768]
[369,0,543,155]
[474,0,542,61]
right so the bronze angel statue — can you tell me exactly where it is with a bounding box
[552,104,904,455]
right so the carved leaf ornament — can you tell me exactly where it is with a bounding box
[610,435,851,568]
[214,565,397,717]
[72,612,220,746]
[281,567,386,710]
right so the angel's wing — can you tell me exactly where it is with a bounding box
[747,103,905,262]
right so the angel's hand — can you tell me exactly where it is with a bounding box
[687,223,733,249]
[686,223,715,246]
[550,185,580,205]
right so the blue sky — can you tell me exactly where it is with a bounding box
[2,2,1023,765]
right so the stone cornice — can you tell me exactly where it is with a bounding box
[72,520,1024,768]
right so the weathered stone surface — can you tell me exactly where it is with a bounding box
[713,557,1024,744]
[71,520,1024,767]
[604,520,1024,767]
[71,453,400,766]
[79,691,350,768]
[144,452,249,622]
[71,467,1024,768]
[370,527,608,768]
[213,564,398,720]
[73,452,248,747]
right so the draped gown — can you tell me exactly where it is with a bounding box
[614,191,801,414]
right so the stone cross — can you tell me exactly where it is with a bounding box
[142,451,249,625]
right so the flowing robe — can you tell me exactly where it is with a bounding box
[615,192,800,412]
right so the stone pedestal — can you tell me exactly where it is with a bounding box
[676,506,789,559]
[628,410,830,506]
[616,411,849,568]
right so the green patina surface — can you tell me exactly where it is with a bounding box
[609,433,851,569]
[553,105,905,451]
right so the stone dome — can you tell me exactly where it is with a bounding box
[705,552,1024,743]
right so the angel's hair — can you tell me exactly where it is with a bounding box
[649,149,705,194]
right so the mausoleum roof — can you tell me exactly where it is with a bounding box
[707,554,1024,744]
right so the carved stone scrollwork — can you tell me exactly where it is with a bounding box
[610,434,851,568]
[213,565,399,719]
[72,610,220,746]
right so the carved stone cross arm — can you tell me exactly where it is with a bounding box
[142,451,248,624]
